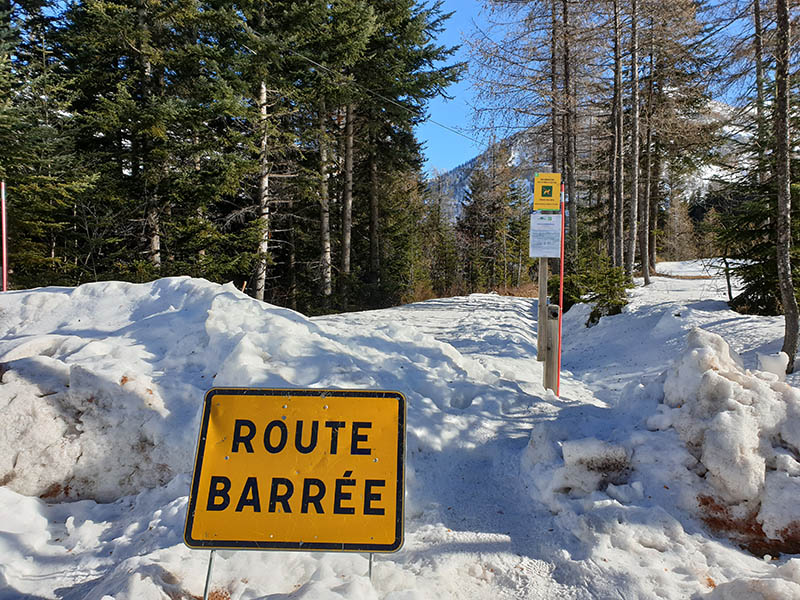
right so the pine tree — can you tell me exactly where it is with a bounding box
[350,0,461,305]
[505,182,536,289]
[703,0,798,345]
[456,148,516,292]
[641,0,717,270]
[457,167,493,292]
[611,0,624,268]
[4,2,96,288]
[61,0,262,285]
[0,1,20,181]
[305,0,376,303]
[422,180,460,297]
[662,200,698,261]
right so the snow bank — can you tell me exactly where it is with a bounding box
[0,278,516,503]
[653,328,800,549]
[530,326,800,551]
[521,322,800,597]
[0,278,224,501]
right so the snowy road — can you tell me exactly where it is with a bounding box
[319,295,586,599]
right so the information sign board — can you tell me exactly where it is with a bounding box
[529,211,563,258]
[533,173,562,211]
[184,388,406,552]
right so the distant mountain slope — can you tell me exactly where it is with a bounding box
[430,100,741,211]
[429,129,546,208]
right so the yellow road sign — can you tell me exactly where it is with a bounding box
[533,173,562,211]
[184,388,406,552]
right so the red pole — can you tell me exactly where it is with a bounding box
[1,180,6,292]
[557,183,565,395]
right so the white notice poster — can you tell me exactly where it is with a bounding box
[529,211,562,258]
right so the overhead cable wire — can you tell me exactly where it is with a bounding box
[281,46,484,148]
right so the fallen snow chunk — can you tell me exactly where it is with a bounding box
[606,481,644,504]
[701,408,764,504]
[556,438,630,495]
[522,422,560,465]
[706,577,800,600]
[758,472,800,540]
[779,391,800,450]
[663,328,744,410]
[646,404,676,431]
[777,558,800,585]
[64,515,109,552]
[758,352,789,381]
[773,451,800,476]
[562,438,629,473]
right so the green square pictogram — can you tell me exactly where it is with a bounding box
[541,185,553,198]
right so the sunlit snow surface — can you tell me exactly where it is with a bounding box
[1,263,799,599]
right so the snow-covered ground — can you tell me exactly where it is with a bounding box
[1,262,799,599]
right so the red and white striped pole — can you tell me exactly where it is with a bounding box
[1,180,7,291]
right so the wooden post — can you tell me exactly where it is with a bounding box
[544,304,560,393]
[537,258,548,361]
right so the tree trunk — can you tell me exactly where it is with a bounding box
[649,138,660,271]
[639,28,655,285]
[775,0,797,372]
[289,196,297,311]
[368,148,380,285]
[753,0,767,183]
[254,80,270,302]
[147,207,161,268]
[563,0,577,257]
[340,103,354,299]
[641,121,653,285]
[613,0,624,268]
[319,102,332,299]
[137,0,160,269]
[640,34,654,286]
[193,131,206,260]
[608,118,617,261]
[625,0,639,278]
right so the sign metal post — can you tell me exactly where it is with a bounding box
[202,549,216,600]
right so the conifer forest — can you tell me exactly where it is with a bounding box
[0,0,798,329]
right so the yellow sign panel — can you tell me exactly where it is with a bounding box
[533,173,562,211]
[184,388,406,552]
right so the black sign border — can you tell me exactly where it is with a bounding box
[184,387,406,553]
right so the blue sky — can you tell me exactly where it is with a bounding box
[415,1,486,175]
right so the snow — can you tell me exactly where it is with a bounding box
[1,265,800,599]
